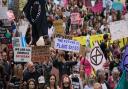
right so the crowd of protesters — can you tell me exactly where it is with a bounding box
[0,0,128,89]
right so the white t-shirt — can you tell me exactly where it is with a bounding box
[84,85,93,89]
[48,26,55,38]
[101,83,108,89]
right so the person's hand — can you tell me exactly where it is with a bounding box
[23,81,27,86]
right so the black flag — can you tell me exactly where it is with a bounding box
[23,0,48,45]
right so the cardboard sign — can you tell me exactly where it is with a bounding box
[53,20,64,35]
[12,37,22,47]
[54,38,80,53]
[71,13,81,24]
[14,47,31,62]
[32,46,50,62]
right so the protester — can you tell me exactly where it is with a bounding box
[97,69,110,89]
[0,64,6,89]
[23,62,40,84]
[46,74,60,89]
[60,74,73,89]
[38,74,46,89]
[53,50,77,84]
[1,51,11,89]
[27,79,37,89]
[108,67,120,89]
[93,83,102,89]
[69,67,83,89]
[84,75,95,89]
[0,0,128,89]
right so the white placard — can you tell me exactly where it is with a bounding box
[54,38,80,53]
[0,7,8,19]
[110,20,128,41]
[14,47,31,62]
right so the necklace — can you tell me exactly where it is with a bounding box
[30,1,41,23]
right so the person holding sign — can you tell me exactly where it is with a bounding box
[23,62,40,86]
[53,51,78,86]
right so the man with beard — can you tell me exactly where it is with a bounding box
[23,0,48,45]
[0,51,11,89]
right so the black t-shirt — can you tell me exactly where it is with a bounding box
[71,76,80,89]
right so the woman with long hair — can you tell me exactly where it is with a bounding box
[27,79,37,89]
[46,74,59,89]
[60,74,73,89]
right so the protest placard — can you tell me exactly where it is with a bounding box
[12,37,22,47]
[54,38,80,53]
[110,20,128,41]
[54,34,72,40]
[53,20,64,35]
[112,2,123,11]
[70,13,81,25]
[91,1,103,13]
[0,27,11,44]
[32,46,50,62]
[14,47,31,62]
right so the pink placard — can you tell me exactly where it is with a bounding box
[91,2,103,13]
[70,13,81,24]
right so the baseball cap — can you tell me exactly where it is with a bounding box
[38,76,45,84]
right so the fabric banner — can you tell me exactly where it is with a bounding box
[14,47,31,62]
[54,38,80,53]
[116,71,128,89]
[120,46,128,71]
[87,43,106,71]
[73,36,86,46]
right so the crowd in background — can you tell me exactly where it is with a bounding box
[0,0,128,89]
